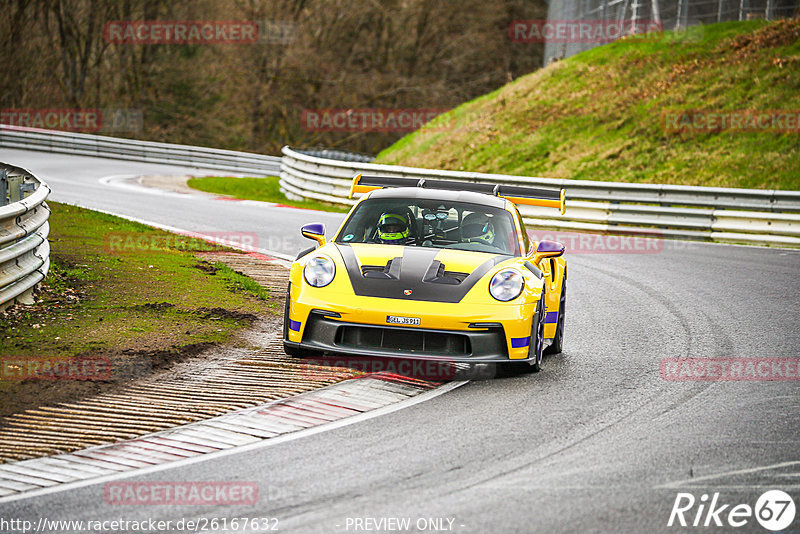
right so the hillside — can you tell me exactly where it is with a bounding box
[376,20,800,190]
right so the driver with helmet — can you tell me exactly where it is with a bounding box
[376,212,411,244]
[461,212,495,245]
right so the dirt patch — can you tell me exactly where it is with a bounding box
[130,302,176,311]
[196,307,259,322]
[121,342,218,373]
[193,261,219,274]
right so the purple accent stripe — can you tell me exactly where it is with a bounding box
[289,320,302,332]
[545,311,559,324]
[511,336,530,348]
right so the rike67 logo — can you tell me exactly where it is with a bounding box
[668,490,796,531]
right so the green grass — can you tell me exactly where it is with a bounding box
[188,176,349,212]
[213,262,272,301]
[0,202,280,413]
[376,20,800,190]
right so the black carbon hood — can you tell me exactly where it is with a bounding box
[336,244,508,303]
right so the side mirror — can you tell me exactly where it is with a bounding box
[301,223,326,247]
[530,239,564,264]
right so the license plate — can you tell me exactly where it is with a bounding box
[386,315,421,326]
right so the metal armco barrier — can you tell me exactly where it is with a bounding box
[2,127,798,248]
[0,163,50,310]
[0,125,281,176]
[280,146,800,246]
[295,148,375,163]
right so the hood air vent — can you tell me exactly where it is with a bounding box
[361,257,468,284]
[423,261,468,285]
[361,257,402,279]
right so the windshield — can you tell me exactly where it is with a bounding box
[335,197,521,256]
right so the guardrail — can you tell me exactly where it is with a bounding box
[2,128,798,248]
[280,146,800,246]
[0,163,50,311]
[0,125,281,176]
[294,148,374,163]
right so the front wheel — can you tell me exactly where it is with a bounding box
[283,283,306,358]
[529,296,546,372]
[544,271,566,355]
[494,297,545,377]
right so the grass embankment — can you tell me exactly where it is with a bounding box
[188,176,349,213]
[376,20,800,190]
[0,202,278,417]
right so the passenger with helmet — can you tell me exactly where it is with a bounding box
[461,212,495,245]
[376,212,411,244]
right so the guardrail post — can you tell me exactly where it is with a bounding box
[0,170,7,207]
[7,174,21,203]
[19,181,36,200]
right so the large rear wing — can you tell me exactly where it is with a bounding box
[348,174,566,214]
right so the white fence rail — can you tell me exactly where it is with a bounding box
[280,146,800,246]
[0,125,281,176]
[0,163,50,310]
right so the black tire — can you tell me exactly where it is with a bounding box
[529,296,546,372]
[282,282,306,358]
[494,297,545,377]
[544,270,566,355]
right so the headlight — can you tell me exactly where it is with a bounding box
[304,255,335,287]
[489,269,524,301]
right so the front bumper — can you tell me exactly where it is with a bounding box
[286,287,538,362]
[288,313,529,363]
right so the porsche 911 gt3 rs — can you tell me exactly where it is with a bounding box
[283,174,567,372]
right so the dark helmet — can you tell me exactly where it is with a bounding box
[462,212,495,243]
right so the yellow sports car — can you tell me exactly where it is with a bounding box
[283,174,567,373]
